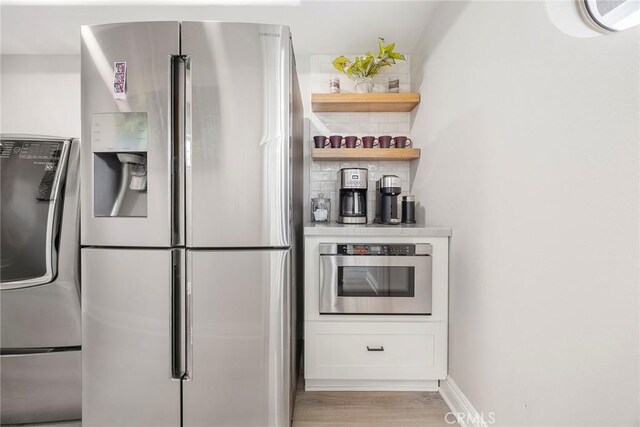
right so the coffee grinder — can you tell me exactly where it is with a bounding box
[337,168,368,224]
[375,175,402,225]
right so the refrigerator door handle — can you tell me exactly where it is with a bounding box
[171,56,187,246]
[186,263,193,380]
[171,249,187,379]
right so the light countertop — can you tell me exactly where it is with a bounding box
[304,222,452,237]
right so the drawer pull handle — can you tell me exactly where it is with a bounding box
[367,346,384,352]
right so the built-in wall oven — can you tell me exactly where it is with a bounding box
[319,243,432,315]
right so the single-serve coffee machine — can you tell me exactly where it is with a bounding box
[375,175,402,225]
[337,168,368,224]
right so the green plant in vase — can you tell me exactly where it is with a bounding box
[332,38,406,93]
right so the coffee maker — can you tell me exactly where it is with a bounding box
[337,168,368,224]
[375,175,402,225]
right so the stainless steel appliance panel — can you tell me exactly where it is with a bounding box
[0,284,80,349]
[82,248,180,426]
[183,249,290,426]
[0,351,81,425]
[1,136,81,348]
[81,22,179,247]
[182,22,291,248]
[289,44,304,418]
[320,245,432,315]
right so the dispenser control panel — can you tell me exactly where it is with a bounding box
[91,112,148,153]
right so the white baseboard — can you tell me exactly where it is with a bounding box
[439,376,489,427]
[305,378,439,391]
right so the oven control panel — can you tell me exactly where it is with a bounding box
[337,244,415,256]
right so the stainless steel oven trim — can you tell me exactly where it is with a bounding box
[319,253,432,315]
[319,243,432,256]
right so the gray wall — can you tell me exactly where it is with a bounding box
[1,55,80,137]
[410,2,639,426]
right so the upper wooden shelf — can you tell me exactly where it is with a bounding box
[311,93,420,113]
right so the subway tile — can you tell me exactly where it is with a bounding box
[396,63,410,74]
[387,112,410,123]
[350,112,370,122]
[321,181,337,191]
[340,162,360,169]
[311,55,332,64]
[396,171,409,181]
[311,171,332,181]
[311,182,322,191]
[319,161,340,172]
[365,161,380,172]
[359,122,380,133]
[368,172,380,181]
[331,113,352,123]
[397,123,411,133]
[321,123,342,134]
[321,63,336,73]
[395,164,410,175]
[313,112,333,123]
[311,161,321,171]
[369,112,388,122]
[379,123,398,133]
[398,74,410,84]
[380,161,397,171]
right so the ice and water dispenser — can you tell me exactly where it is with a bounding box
[91,112,148,217]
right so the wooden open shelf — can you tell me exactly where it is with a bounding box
[311,93,420,112]
[312,148,420,161]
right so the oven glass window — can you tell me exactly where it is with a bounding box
[337,266,415,297]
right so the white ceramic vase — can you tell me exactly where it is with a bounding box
[354,77,373,93]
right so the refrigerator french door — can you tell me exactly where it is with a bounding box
[81,21,301,427]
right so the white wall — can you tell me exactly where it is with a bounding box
[1,54,80,137]
[410,2,639,426]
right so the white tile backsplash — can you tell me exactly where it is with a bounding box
[309,159,411,222]
[379,123,398,133]
[308,53,414,223]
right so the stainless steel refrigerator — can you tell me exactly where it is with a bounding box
[80,22,303,427]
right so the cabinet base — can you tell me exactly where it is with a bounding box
[304,379,439,392]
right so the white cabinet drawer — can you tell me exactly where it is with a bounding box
[305,321,447,381]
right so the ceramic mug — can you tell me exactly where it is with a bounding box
[313,135,329,148]
[378,135,394,148]
[392,136,412,148]
[329,135,346,148]
[362,136,379,148]
[344,136,362,148]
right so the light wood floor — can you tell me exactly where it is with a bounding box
[292,376,452,427]
[10,377,452,427]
